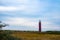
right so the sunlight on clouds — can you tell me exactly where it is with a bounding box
[2,16,60,31]
[0,6,17,11]
[0,6,24,11]
[3,17,60,31]
[4,17,38,28]
[0,0,60,31]
[0,0,44,14]
[0,0,46,14]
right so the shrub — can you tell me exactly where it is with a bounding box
[0,30,21,40]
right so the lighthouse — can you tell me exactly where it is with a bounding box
[39,20,41,32]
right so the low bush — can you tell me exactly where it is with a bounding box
[0,30,21,40]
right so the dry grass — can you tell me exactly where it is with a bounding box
[10,31,60,40]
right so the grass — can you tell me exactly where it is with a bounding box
[10,31,60,40]
[0,30,60,40]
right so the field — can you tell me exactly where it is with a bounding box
[0,30,60,40]
[10,31,60,40]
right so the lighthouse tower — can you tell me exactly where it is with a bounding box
[39,20,41,32]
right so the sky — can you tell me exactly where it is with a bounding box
[0,0,60,31]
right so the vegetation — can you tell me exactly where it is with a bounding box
[0,21,21,40]
[0,30,21,40]
[0,21,8,30]
[46,31,60,34]
[0,21,60,40]
[11,31,60,40]
[0,30,60,40]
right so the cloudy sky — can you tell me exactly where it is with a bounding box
[0,0,60,31]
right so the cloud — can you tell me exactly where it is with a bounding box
[2,16,60,31]
[0,0,60,31]
[42,21,60,31]
[0,0,49,14]
[0,6,17,11]
[0,5,24,11]
[3,17,38,28]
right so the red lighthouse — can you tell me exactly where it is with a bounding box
[39,20,41,32]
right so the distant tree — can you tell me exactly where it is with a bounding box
[0,21,21,40]
[0,21,8,30]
